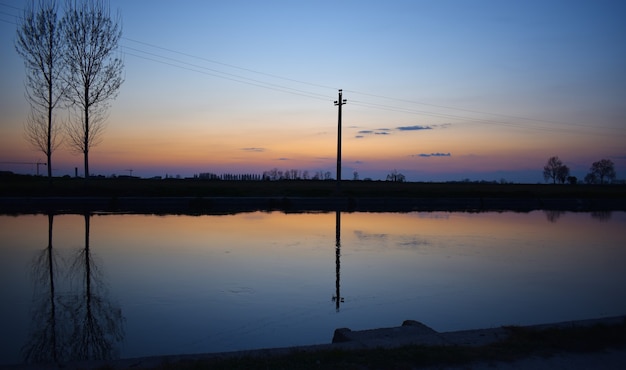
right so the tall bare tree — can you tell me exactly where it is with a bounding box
[16,0,66,181]
[543,156,567,184]
[61,0,123,179]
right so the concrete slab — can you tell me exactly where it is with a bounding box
[5,315,624,369]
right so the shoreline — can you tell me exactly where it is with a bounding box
[2,196,626,214]
[6,315,625,369]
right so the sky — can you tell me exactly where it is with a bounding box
[1,0,625,182]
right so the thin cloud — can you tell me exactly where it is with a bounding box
[397,125,432,131]
[277,157,289,161]
[355,128,391,138]
[354,125,436,139]
[241,147,265,152]
[413,152,451,158]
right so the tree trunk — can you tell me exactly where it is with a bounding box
[47,82,53,183]
[83,87,89,182]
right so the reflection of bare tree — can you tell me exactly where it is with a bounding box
[591,211,612,222]
[544,210,565,223]
[67,213,124,361]
[22,214,67,364]
[332,211,344,311]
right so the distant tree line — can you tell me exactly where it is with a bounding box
[197,169,334,181]
[198,172,263,181]
[195,168,412,182]
[543,156,617,184]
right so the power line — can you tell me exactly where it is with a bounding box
[120,40,623,137]
[349,99,622,137]
[122,36,339,92]
[4,1,623,138]
[346,89,621,133]
[123,35,619,134]
[121,46,332,102]
[0,2,21,11]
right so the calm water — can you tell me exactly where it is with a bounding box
[1,210,625,365]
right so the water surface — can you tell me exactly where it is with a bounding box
[1,210,625,365]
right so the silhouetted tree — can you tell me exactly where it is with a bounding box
[16,0,66,181]
[543,156,568,184]
[556,164,570,184]
[61,0,123,180]
[386,169,405,182]
[567,176,577,185]
[587,159,616,184]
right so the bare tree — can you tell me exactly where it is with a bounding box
[543,156,567,184]
[61,0,123,179]
[587,159,616,184]
[16,0,66,180]
[556,164,570,184]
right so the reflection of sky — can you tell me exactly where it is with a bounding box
[1,211,625,364]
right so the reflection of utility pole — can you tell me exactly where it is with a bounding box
[334,89,347,192]
[332,210,344,311]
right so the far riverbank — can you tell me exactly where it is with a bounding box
[1,175,625,214]
[1,195,626,214]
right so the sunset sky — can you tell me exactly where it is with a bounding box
[1,0,625,182]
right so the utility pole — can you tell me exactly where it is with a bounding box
[36,162,47,176]
[0,161,47,176]
[334,89,347,192]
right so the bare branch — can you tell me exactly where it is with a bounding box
[61,0,123,178]
[16,0,66,179]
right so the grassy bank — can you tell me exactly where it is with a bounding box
[2,174,625,199]
[110,321,626,369]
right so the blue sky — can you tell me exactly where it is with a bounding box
[1,0,625,182]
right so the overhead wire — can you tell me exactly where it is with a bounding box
[119,39,624,138]
[348,100,619,137]
[120,37,622,136]
[122,36,339,92]
[120,44,332,101]
[346,89,622,133]
[3,1,623,138]
[349,100,567,135]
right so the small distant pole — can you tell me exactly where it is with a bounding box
[35,162,47,176]
[334,89,347,192]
